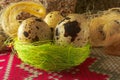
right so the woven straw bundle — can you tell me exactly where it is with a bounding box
[89,8,120,47]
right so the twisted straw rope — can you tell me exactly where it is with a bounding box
[1,1,46,37]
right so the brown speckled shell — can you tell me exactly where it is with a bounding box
[54,14,89,47]
[18,17,52,42]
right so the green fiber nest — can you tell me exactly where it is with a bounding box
[14,40,90,71]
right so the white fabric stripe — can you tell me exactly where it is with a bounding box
[0,54,7,56]
[16,63,42,80]
[0,59,5,62]
[0,67,3,69]
[3,54,14,80]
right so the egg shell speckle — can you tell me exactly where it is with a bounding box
[54,14,89,47]
[18,17,52,42]
[44,11,64,28]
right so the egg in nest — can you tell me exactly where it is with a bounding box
[18,17,52,42]
[44,11,64,28]
[54,14,89,47]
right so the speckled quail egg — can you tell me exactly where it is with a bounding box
[18,17,52,42]
[44,11,64,28]
[54,14,89,47]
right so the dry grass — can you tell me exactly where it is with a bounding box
[1,0,120,14]
[76,0,120,13]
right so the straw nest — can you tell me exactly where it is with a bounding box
[14,40,90,71]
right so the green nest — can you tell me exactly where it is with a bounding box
[14,40,90,71]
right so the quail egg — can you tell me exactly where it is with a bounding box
[54,14,89,47]
[18,17,52,42]
[44,11,64,28]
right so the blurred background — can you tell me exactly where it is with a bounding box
[1,0,120,14]
[76,0,120,13]
[0,0,120,13]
